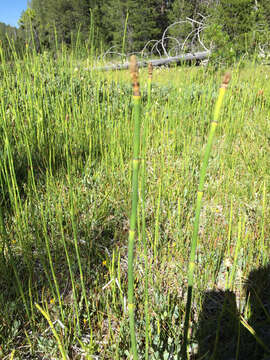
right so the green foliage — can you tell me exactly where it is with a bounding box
[0,0,268,61]
[0,22,24,60]
[101,0,170,52]
[204,0,270,64]
[1,46,270,358]
[203,23,236,66]
[259,0,270,24]
[18,8,41,52]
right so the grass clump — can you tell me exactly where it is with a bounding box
[0,49,270,359]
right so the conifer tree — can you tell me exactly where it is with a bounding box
[14,0,269,59]
[211,0,267,55]
[101,0,169,52]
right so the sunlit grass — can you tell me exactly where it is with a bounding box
[0,46,270,359]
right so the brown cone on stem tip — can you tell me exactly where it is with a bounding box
[130,55,140,97]
[148,62,153,80]
[222,72,231,88]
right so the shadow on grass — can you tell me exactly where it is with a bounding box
[195,264,270,360]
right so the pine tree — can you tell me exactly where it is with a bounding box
[213,0,267,54]
[101,0,169,53]
[18,8,41,51]
[17,0,268,58]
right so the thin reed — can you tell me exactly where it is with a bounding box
[183,73,231,358]
[127,55,141,360]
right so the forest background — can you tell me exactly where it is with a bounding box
[0,0,270,64]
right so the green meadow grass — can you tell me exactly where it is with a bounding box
[0,48,270,359]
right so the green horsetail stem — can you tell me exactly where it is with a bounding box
[141,141,150,360]
[182,73,231,358]
[142,63,152,360]
[128,55,141,360]
[147,62,153,106]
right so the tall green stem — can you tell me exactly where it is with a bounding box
[122,11,129,61]
[128,55,141,360]
[182,73,231,358]
[147,62,153,107]
[142,71,152,358]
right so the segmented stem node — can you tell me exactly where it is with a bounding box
[130,55,140,97]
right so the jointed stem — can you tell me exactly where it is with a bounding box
[182,73,231,358]
[128,55,141,360]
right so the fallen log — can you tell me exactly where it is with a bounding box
[89,51,211,72]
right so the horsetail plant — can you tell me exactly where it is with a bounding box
[128,55,141,360]
[147,62,153,106]
[141,63,152,360]
[182,73,231,358]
